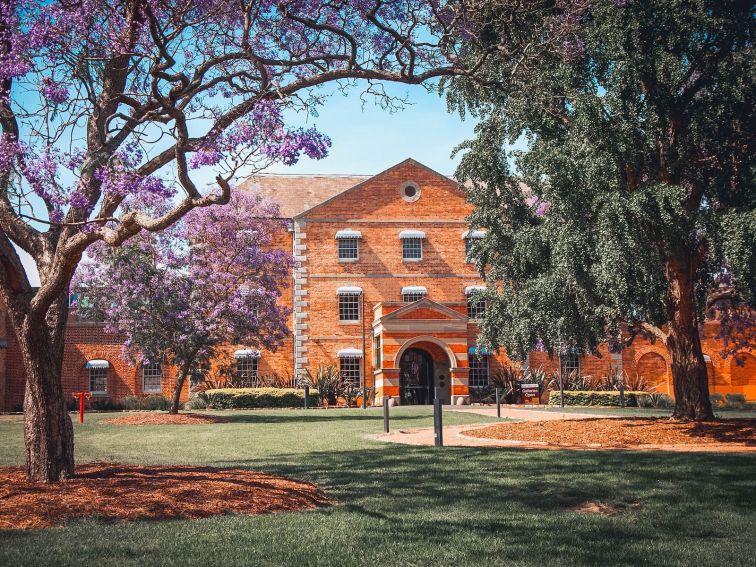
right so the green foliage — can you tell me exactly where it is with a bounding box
[183,393,209,410]
[304,365,344,406]
[725,393,748,410]
[637,393,675,409]
[447,1,755,413]
[203,388,319,409]
[548,390,651,407]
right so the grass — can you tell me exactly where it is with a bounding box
[0,407,754,567]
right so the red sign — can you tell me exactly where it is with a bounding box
[521,383,540,404]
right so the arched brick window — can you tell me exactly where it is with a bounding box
[636,352,667,393]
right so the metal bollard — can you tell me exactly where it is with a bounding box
[495,387,501,418]
[362,386,367,410]
[619,383,625,409]
[433,390,443,447]
[383,396,390,433]
[304,385,310,409]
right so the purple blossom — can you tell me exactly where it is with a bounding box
[38,77,68,104]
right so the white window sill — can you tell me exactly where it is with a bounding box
[402,258,423,263]
[338,258,360,263]
[339,320,361,325]
[90,391,108,397]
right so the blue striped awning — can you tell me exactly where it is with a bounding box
[468,346,491,356]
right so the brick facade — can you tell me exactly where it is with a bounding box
[0,158,753,410]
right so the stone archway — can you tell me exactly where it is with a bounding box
[395,337,456,405]
[636,352,669,394]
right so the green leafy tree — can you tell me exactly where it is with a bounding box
[448,0,754,420]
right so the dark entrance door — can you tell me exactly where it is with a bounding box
[399,348,434,405]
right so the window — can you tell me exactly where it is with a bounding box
[401,286,427,303]
[467,297,486,319]
[339,293,360,322]
[236,356,259,383]
[89,367,107,394]
[469,355,489,388]
[559,352,580,377]
[374,335,382,367]
[338,238,359,261]
[465,237,474,258]
[400,181,421,202]
[340,357,361,386]
[402,238,422,260]
[142,362,162,393]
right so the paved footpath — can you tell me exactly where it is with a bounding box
[373,405,755,453]
[444,405,619,421]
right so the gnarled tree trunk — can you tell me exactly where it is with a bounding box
[667,257,714,421]
[15,297,75,482]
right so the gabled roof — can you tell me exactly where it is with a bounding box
[238,173,369,218]
[378,297,468,323]
[292,158,460,219]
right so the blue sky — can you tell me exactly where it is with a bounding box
[267,83,477,176]
[21,83,479,286]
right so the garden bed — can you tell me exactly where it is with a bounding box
[0,463,331,530]
[102,412,230,425]
[464,418,756,448]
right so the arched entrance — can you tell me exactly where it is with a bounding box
[399,348,434,405]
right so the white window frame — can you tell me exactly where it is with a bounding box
[338,237,359,261]
[142,362,163,393]
[339,357,361,386]
[559,352,580,377]
[402,237,423,261]
[236,355,259,383]
[467,296,486,320]
[469,355,490,388]
[338,293,361,322]
[89,367,108,394]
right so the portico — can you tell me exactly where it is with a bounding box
[371,298,471,405]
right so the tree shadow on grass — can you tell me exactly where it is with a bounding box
[216,446,756,565]
[215,408,463,426]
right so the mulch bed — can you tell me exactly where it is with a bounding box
[0,463,331,530]
[464,418,756,448]
[102,413,230,425]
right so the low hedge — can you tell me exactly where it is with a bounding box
[203,387,319,409]
[548,390,651,407]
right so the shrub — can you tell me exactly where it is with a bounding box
[89,398,120,411]
[725,393,747,409]
[304,365,344,406]
[469,386,497,404]
[710,393,726,409]
[203,388,320,409]
[184,393,209,410]
[118,394,170,411]
[548,390,651,407]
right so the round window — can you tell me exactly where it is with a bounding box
[400,181,421,202]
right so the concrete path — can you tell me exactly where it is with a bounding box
[445,404,619,421]
[373,422,756,453]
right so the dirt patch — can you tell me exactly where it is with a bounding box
[569,500,639,516]
[102,412,230,425]
[0,463,331,530]
[464,418,756,448]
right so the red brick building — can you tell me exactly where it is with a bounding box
[0,159,753,410]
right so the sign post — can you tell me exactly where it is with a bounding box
[304,385,310,409]
[495,387,501,418]
[72,392,91,424]
[433,388,443,447]
[383,396,390,433]
[521,383,540,405]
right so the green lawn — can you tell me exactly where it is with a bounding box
[0,408,754,567]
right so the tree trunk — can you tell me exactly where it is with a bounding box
[667,258,715,421]
[18,315,75,482]
[169,365,189,414]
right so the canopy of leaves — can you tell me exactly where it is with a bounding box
[447,0,755,360]
[74,192,291,371]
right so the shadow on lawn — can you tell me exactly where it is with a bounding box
[216,409,442,425]
[213,446,756,565]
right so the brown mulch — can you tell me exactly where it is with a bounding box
[102,413,230,425]
[0,463,331,530]
[464,418,756,447]
[568,500,640,516]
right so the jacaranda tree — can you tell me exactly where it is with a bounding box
[448,0,754,420]
[0,0,549,482]
[74,192,291,414]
